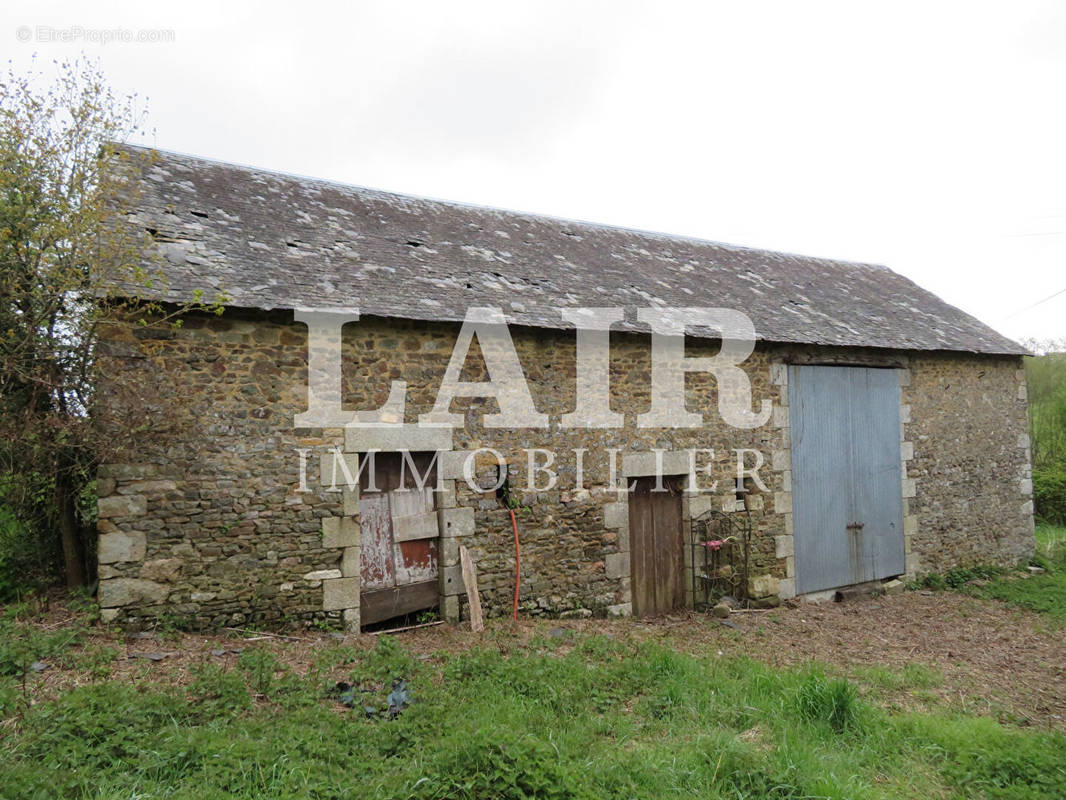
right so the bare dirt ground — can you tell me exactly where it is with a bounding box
[22,589,1066,731]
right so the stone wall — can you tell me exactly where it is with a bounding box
[904,353,1034,570]
[95,310,348,629]
[95,308,1033,629]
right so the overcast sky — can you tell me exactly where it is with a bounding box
[5,1,1065,344]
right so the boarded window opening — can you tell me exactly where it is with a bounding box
[358,452,440,627]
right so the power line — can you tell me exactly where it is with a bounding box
[1002,286,1066,320]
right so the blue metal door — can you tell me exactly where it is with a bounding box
[789,365,905,594]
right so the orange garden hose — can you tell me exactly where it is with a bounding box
[510,508,520,621]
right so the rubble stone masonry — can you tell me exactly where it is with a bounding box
[95,309,1034,629]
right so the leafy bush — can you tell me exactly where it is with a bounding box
[0,506,43,602]
[922,564,1004,591]
[1034,466,1066,526]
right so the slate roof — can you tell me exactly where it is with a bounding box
[111,145,1025,355]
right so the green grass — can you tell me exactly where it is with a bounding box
[970,525,1066,620]
[915,526,1066,621]
[1034,524,1066,561]
[1,626,1064,799]
[852,662,943,694]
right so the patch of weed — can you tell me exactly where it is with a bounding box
[237,647,283,695]
[62,644,120,681]
[856,662,943,693]
[188,662,252,712]
[922,564,1005,591]
[793,671,862,733]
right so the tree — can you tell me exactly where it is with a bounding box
[1023,339,1066,471]
[1022,339,1066,524]
[0,59,209,589]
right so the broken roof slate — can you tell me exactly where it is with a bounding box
[112,145,1025,356]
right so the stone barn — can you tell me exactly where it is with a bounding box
[94,146,1035,630]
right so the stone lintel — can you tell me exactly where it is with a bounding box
[344,425,453,453]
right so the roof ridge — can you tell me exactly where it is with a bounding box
[107,143,1027,356]
[112,142,888,273]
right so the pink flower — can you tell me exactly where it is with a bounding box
[702,540,724,551]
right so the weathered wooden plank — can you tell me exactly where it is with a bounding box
[390,487,434,519]
[360,580,438,626]
[392,511,439,542]
[395,538,437,585]
[358,492,393,590]
[654,478,684,612]
[459,544,484,632]
[628,479,654,616]
[391,486,437,585]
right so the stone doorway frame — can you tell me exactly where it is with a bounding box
[318,426,461,630]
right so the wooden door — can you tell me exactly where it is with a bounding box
[358,452,440,625]
[789,365,905,594]
[628,475,685,616]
